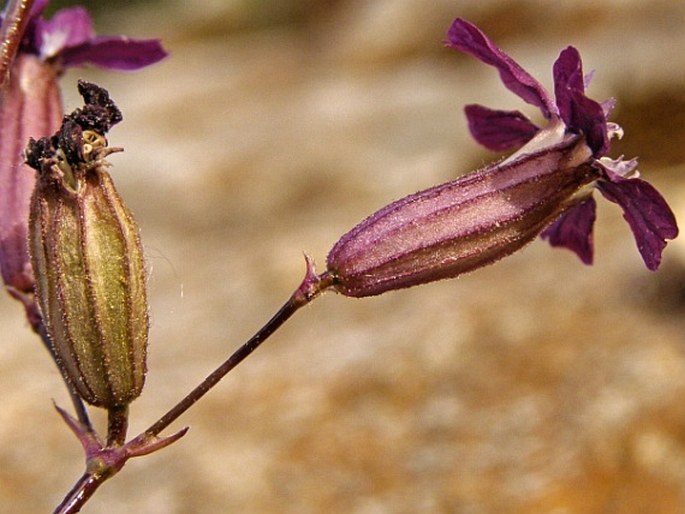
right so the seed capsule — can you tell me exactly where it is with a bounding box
[27,82,148,408]
[327,137,599,297]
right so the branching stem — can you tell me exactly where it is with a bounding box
[53,259,335,513]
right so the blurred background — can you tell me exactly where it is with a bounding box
[1,0,685,512]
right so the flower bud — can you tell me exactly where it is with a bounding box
[27,81,148,408]
[327,137,599,297]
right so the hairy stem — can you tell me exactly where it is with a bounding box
[52,472,100,514]
[0,0,34,88]
[53,263,333,514]
[106,405,129,447]
[145,270,332,437]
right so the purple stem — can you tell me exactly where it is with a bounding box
[145,268,333,437]
[53,260,333,513]
[53,473,101,514]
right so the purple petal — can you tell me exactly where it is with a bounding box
[35,7,94,59]
[464,104,539,152]
[601,98,616,117]
[30,0,50,18]
[540,196,597,264]
[446,18,557,119]
[569,89,609,158]
[552,47,609,157]
[553,47,585,126]
[597,175,678,270]
[58,36,168,70]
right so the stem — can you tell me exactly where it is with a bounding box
[145,295,303,436]
[145,267,333,438]
[53,260,333,514]
[106,405,129,447]
[52,472,101,514]
[0,0,34,88]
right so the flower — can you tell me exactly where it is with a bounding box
[446,17,677,270]
[0,0,166,328]
[16,0,167,71]
[325,18,678,297]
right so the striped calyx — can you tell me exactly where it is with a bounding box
[327,136,599,297]
[27,81,148,408]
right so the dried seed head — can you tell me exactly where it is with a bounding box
[27,81,148,408]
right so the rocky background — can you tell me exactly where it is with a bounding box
[1,0,685,512]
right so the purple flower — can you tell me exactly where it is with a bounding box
[326,19,678,297]
[446,18,677,270]
[0,0,166,328]
[15,0,167,71]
